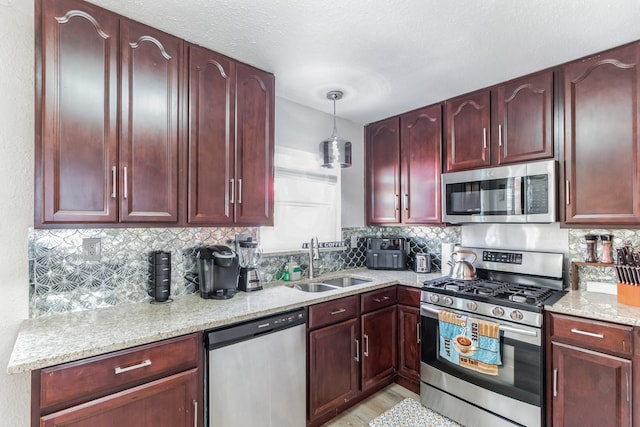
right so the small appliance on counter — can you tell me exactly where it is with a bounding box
[365,237,408,270]
[197,246,239,300]
[147,251,172,303]
[236,236,263,292]
[413,253,431,273]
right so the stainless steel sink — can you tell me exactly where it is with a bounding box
[320,276,372,287]
[293,283,340,293]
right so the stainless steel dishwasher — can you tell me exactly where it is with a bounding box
[204,308,306,427]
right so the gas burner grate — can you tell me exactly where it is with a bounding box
[501,284,555,305]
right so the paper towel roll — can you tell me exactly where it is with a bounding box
[441,243,456,276]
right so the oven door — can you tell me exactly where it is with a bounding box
[420,303,543,426]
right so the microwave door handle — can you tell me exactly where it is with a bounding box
[514,176,522,215]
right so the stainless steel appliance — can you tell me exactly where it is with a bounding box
[442,159,556,224]
[414,253,431,273]
[420,246,566,427]
[365,237,408,270]
[205,308,306,427]
[236,236,263,292]
[197,246,239,299]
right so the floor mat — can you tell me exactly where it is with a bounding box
[368,397,463,427]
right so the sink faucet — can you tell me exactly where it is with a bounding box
[309,237,320,279]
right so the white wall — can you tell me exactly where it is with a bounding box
[0,0,34,424]
[275,97,365,228]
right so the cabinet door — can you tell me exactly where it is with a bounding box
[361,305,397,392]
[234,63,274,226]
[400,104,442,224]
[365,117,401,224]
[564,43,640,224]
[397,304,420,387]
[494,71,554,165]
[187,45,235,224]
[308,318,359,422]
[40,369,199,427]
[39,0,118,224]
[552,342,632,427]
[445,90,491,172]
[119,20,182,223]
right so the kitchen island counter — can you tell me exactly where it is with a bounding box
[8,268,440,374]
[546,289,640,327]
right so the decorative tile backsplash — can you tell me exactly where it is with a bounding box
[28,225,460,318]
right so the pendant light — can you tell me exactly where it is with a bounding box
[320,90,352,168]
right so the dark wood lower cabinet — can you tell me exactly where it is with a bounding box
[396,304,420,393]
[361,305,397,392]
[40,369,198,427]
[551,342,632,427]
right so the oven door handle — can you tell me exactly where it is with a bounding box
[421,305,538,337]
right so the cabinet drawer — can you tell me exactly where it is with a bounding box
[361,286,397,313]
[308,295,359,329]
[39,333,200,410]
[549,313,633,356]
[397,286,420,306]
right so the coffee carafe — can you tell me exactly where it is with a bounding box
[236,236,263,292]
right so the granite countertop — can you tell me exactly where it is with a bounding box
[7,268,440,374]
[546,289,640,327]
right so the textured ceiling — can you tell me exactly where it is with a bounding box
[87,0,640,124]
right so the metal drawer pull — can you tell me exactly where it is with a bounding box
[123,167,128,199]
[553,368,558,397]
[193,400,198,427]
[111,166,117,198]
[355,339,360,362]
[330,308,346,315]
[114,359,152,374]
[363,334,369,357]
[230,178,235,204]
[374,296,390,303]
[238,178,243,203]
[570,328,604,339]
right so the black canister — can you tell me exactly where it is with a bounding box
[148,251,171,303]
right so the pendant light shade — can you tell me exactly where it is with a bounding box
[320,90,352,168]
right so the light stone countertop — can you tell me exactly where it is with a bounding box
[545,289,640,326]
[7,268,440,374]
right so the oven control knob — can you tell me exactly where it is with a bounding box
[466,301,478,311]
[510,310,524,321]
[491,306,505,317]
[443,296,454,306]
[429,294,440,303]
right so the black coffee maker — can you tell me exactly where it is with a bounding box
[197,246,239,300]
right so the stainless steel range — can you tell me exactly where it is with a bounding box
[420,246,566,427]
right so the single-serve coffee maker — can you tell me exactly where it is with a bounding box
[197,246,239,299]
[236,236,263,292]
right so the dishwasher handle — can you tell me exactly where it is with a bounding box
[206,308,307,350]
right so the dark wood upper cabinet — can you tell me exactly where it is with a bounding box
[38,0,119,224]
[563,42,640,225]
[445,90,491,172]
[234,63,275,226]
[119,20,182,223]
[400,104,442,224]
[365,117,401,224]
[494,71,554,165]
[187,45,235,224]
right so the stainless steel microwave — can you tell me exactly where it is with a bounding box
[442,160,556,224]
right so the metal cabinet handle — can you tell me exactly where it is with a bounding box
[404,194,409,211]
[230,178,235,204]
[193,400,198,427]
[498,124,503,147]
[238,178,243,203]
[565,180,570,205]
[114,359,151,375]
[417,322,421,344]
[374,296,390,303]
[363,334,369,357]
[483,127,487,149]
[330,308,346,315]
[355,339,360,362]
[626,373,631,402]
[111,166,117,198]
[123,167,128,199]
[570,328,604,339]
[394,194,399,211]
[553,368,558,397]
